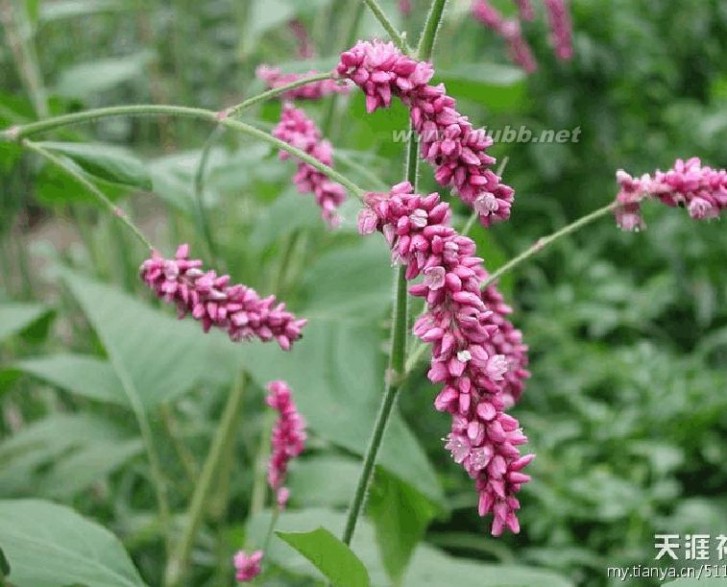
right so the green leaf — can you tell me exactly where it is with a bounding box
[60,270,237,410]
[367,469,437,582]
[14,354,128,406]
[301,239,393,322]
[37,142,152,190]
[288,456,360,508]
[0,546,10,577]
[44,438,143,498]
[0,499,147,587]
[247,508,387,585]
[56,53,151,98]
[435,63,526,112]
[404,545,575,587]
[0,414,131,496]
[0,302,50,342]
[276,527,371,587]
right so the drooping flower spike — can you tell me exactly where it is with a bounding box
[338,41,516,228]
[359,182,533,536]
[272,103,347,227]
[266,380,307,510]
[256,65,351,101]
[140,244,307,350]
[613,157,727,231]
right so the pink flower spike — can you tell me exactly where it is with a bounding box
[140,246,306,350]
[359,184,532,535]
[612,158,727,230]
[233,550,263,583]
[272,103,347,227]
[337,40,516,226]
[266,380,307,510]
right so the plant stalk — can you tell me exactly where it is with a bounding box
[362,0,409,53]
[164,373,247,587]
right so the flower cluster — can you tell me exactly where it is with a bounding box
[543,0,573,60]
[471,0,538,73]
[256,65,350,101]
[233,550,263,583]
[140,244,306,350]
[614,157,727,231]
[288,19,314,59]
[272,103,347,226]
[266,380,307,509]
[358,182,533,535]
[337,40,515,228]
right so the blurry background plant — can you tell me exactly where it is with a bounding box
[1,0,727,586]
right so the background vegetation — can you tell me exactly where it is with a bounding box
[1,0,727,586]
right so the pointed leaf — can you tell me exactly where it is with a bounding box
[368,469,437,582]
[37,142,152,190]
[0,303,50,342]
[14,354,128,406]
[276,527,370,587]
[0,499,147,587]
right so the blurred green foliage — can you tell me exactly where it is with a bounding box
[1,0,727,586]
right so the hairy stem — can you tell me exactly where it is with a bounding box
[417,0,449,60]
[164,374,247,587]
[362,0,409,54]
[22,141,153,250]
[193,126,225,264]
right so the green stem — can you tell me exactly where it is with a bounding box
[341,116,421,548]
[22,140,153,250]
[164,374,247,587]
[342,265,409,546]
[362,0,409,54]
[481,201,619,289]
[417,0,448,60]
[5,106,365,199]
[193,126,224,263]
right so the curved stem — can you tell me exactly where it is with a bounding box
[164,373,247,587]
[482,201,619,289]
[417,0,448,60]
[4,105,366,198]
[22,140,153,250]
[362,0,409,54]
